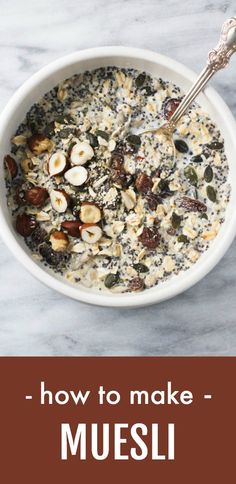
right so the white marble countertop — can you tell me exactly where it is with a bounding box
[0,0,236,356]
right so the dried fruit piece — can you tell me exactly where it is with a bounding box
[135,173,153,193]
[104,273,119,289]
[208,141,224,150]
[30,226,47,246]
[87,132,98,148]
[64,166,88,186]
[204,165,213,183]
[14,182,26,206]
[128,277,145,292]
[112,141,126,157]
[184,166,198,186]
[138,227,160,249]
[111,153,124,166]
[80,223,102,244]
[50,231,69,252]
[16,213,37,237]
[163,98,181,120]
[61,220,81,237]
[133,263,149,273]
[145,192,161,210]
[111,157,132,188]
[80,203,102,223]
[50,189,69,213]
[206,185,217,202]
[174,139,189,153]
[39,243,70,267]
[25,187,48,207]
[49,152,67,176]
[27,134,53,155]
[70,142,94,165]
[5,155,18,179]
[171,212,182,229]
[178,196,207,213]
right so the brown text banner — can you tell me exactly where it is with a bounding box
[0,357,234,483]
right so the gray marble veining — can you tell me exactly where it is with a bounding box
[0,0,236,355]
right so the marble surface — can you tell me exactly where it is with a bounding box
[0,0,236,356]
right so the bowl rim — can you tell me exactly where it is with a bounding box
[0,45,236,307]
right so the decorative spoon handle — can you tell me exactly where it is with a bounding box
[169,17,236,127]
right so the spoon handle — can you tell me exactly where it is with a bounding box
[170,17,236,126]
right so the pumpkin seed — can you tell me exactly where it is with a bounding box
[208,141,224,150]
[67,141,77,156]
[126,134,141,147]
[96,130,109,141]
[191,154,203,163]
[55,114,69,124]
[87,132,98,148]
[184,166,198,186]
[177,234,189,244]
[135,73,146,88]
[200,213,208,220]
[174,139,189,153]
[104,273,120,288]
[206,185,216,202]
[171,212,182,229]
[158,179,169,191]
[204,165,213,183]
[133,263,149,273]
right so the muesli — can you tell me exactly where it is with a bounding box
[4,67,230,292]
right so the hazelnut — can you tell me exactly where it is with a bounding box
[25,187,49,207]
[49,152,68,176]
[21,158,32,174]
[49,231,69,252]
[70,142,94,165]
[50,189,70,213]
[64,166,88,186]
[80,224,102,244]
[61,220,81,237]
[16,213,37,237]
[5,155,18,179]
[27,134,53,155]
[80,203,102,224]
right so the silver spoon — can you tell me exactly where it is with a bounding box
[131,17,236,158]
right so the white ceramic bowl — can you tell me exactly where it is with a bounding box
[0,46,236,307]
